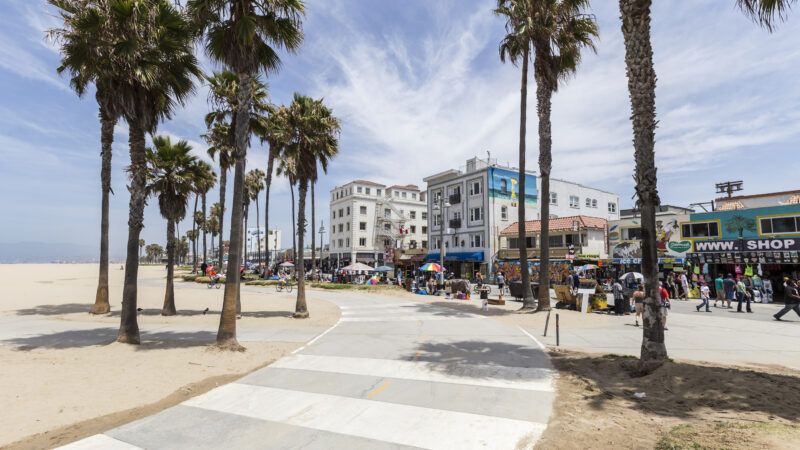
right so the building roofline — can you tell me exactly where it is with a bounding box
[387,184,420,191]
[423,169,462,183]
[549,177,618,196]
[715,189,800,202]
[500,215,608,236]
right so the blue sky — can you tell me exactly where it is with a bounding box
[0,0,798,259]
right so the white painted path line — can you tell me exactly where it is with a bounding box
[340,315,485,322]
[185,383,546,450]
[291,318,342,355]
[518,325,548,351]
[271,354,553,392]
[57,434,143,450]
[337,303,418,310]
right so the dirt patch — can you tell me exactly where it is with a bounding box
[536,350,800,449]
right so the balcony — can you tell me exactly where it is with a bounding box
[449,218,462,229]
[498,246,583,260]
[448,193,461,204]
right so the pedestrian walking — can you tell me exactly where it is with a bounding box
[723,274,736,309]
[612,279,625,316]
[736,276,752,313]
[632,283,645,327]
[714,274,724,307]
[774,279,800,321]
[679,272,689,300]
[659,281,670,330]
[696,281,711,312]
[496,271,506,302]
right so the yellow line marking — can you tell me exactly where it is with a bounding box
[367,379,392,399]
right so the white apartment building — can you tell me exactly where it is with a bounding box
[245,228,282,262]
[423,157,620,278]
[329,180,428,267]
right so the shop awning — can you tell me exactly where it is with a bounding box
[425,251,485,262]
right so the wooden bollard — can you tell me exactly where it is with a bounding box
[543,309,551,337]
[556,313,560,347]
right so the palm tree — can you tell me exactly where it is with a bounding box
[188,0,304,349]
[246,168,266,266]
[283,94,340,318]
[205,122,234,273]
[619,0,792,369]
[145,136,198,315]
[138,239,146,261]
[277,155,299,262]
[192,161,216,273]
[49,0,127,315]
[259,105,290,276]
[207,204,221,262]
[496,0,598,313]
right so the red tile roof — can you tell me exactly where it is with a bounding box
[500,215,608,236]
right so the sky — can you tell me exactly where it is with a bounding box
[0,0,799,260]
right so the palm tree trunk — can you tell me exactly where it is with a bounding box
[118,121,146,344]
[238,202,248,315]
[290,181,297,261]
[294,178,309,318]
[264,150,275,276]
[202,193,207,264]
[535,46,553,313]
[163,218,177,316]
[311,180,316,281]
[191,193,199,274]
[620,0,666,369]
[515,47,535,310]
[218,168,227,273]
[92,105,114,315]
[217,72,252,351]
[255,194,262,270]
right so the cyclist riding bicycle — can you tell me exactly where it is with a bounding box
[278,272,288,288]
[207,267,220,287]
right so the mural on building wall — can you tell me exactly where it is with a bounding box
[689,204,800,240]
[492,260,571,284]
[488,167,537,205]
[609,217,691,259]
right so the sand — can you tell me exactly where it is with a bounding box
[0,264,340,448]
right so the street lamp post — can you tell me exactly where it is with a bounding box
[318,221,326,277]
[435,194,450,288]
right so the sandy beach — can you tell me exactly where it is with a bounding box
[0,264,340,448]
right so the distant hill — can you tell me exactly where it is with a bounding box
[0,242,111,263]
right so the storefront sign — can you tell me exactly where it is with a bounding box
[693,238,800,253]
[668,241,692,253]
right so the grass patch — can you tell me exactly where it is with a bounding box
[244,279,295,287]
[656,422,800,450]
[194,276,226,284]
[182,274,199,282]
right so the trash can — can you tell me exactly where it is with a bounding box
[480,288,489,300]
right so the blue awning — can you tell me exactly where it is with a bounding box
[425,251,485,262]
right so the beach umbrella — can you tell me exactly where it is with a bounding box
[619,272,644,281]
[579,264,598,271]
[341,262,375,273]
[374,265,393,273]
[420,262,443,272]
[368,277,379,285]
[279,261,295,268]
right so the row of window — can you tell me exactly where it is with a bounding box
[333,186,422,201]
[679,215,800,239]
[507,233,584,249]
[331,237,430,249]
[431,207,484,227]
[549,192,616,213]
[331,221,428,235]
[431,233,484,250]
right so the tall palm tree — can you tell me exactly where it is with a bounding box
[109,0,200,344]
[497,0,597,313]
[618,0,792,369]
[138,239,145,261]
[246,168,266,267]
[204,122,234,273]
[283,94,340,319]
[145,136,198,315]
[191,161,216,273]
[208,203,221,261]
[188,0,304,349]
[49,0,127,315]
[259,105,290,276]
[277,155,298,262]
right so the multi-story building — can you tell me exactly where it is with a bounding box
[423,157,620,278]
[608,205,694,264]
[329,180,427,267]
[714,189,800,211]
[245,228,282,262]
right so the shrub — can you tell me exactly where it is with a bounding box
[195,276,226,284]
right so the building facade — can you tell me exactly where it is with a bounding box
[714,189,800,211]
[423,157,619,278]
[245,228,282,263]
[608,205,694,265]
[329,180,427,267]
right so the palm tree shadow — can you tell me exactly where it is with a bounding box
[404,340,552,382]
[550,352,800,422]
[3,328,217,351]
[15,303,93,316]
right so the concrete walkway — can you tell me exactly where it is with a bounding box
[59,293,554,450]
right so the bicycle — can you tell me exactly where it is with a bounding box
[207,276,221,289]
[276,281,293,293]
[472,283,492,296]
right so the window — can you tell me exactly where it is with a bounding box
[549,235,564,247]
[400,209,405,218]
[410,211,416,219]
[384,223,391,231]
[338,239,343,247]
[507,236,535,248]
[421,240,428,248]
[394,191,399,197]
[357,186,362,193]
[500,179,508,193]
[359,237,366,246]
[346,222,350,231]
[501,206,508,220]
[565,234,581,246]
[471,234,483,248]
[359,222,367,231]
[346,207,350,216]
[452,236,459,247]
[422,212,428,220]
[412,193,417,199]
[434,214,442,226]
[402,192,407,198]
[384,208,391,219]
[376,189,382,196]
[550,192,558,205]
[384,239,391,247]
[453,211,462,220]
[338,224,343,233]
[681,222,720,238]
[470,180,482,196]
[760,216,799,234]
[360,206,367,214]
[410,225,417,233]
[622,227,643,240]
[608,202,617,213]
[332,212,335,221]
[365,187,371,195]
[569,195,580,209]
[338,209,344,218]
[422,226,428,234]
[592,199,597,208]
[346,238,350,247]
[470,207,483,222]
[585,198,592,208]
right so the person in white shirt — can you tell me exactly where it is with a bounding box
[696,281,711,312]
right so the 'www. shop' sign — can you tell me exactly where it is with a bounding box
[694,238,800,252]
